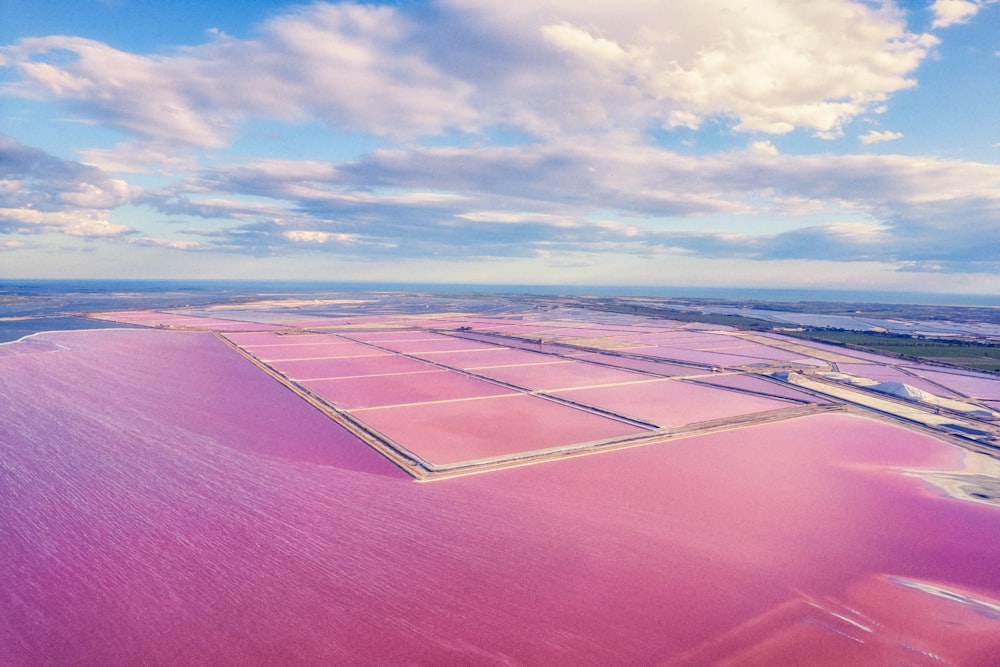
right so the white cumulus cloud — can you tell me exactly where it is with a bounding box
[930,0,993,28]
[0,135,133,238]
[0,0,942,160]
[860,130,904,144]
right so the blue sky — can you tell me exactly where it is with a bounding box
[1,0,997,292]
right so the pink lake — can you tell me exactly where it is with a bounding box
[2,328,999,665]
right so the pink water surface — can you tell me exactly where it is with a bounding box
[688,373,832,403]
[352,393,647,464]
[529,326,643,338]
[905,367,1000,400]
[92,309,191,322]
[302,369,517,409]
[224,332,337,346]
[613,331,727,345]
[411,347,563,368]
[791,338,901,363]
[369,336,505,354]
[836,363,965,397]
[247,341,386,361]
[190,317,277,329]
[95,311,283,331]
[705,344,806,362]
[470,360,653,391]
[465,323,554,334]
[553,378,796,426]
[2,329,999,665]
[569,352,701,376]
[625,345,782,367]
[269,354,435,380]
[343,330,446,342]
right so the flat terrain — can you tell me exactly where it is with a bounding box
[572,295,1000,373]
[2,288,999,664]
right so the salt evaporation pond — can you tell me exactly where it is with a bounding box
[552,378,796,426]
[468,359,654,391]
[2,328,1000,664]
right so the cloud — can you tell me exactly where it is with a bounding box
[133,139,1000,273]
[0,5,478,168]
[283,230,360,245]
[3,125,994,273]
[0,135,132,237]
[750,141,779,155]
[129,237,205,250]
[650,222,893,261]
[468,0,938,138]
[1,0,939,163]
[1,2,994,278]
[929,0,994,28]
[860,130,904,144]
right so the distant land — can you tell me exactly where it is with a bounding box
[3,278,1000,306]
[3,280,999,371]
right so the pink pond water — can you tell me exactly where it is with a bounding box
[411,347,564,369]
[367,336,504,354]
[836,363,965,398]
[689,373,832,403]
[353,393,647,464]
[626,345,784,367]
[2,329,999,665]
[707,344,807,362]
[569,352,700,376]
[343,330,444,342]
[94,311,284,331]
[553,378,796,426]
[224,332,338,346]
[269,354,434,380]
[614,331,727,345]
[905,367,1000,400]
[247,341,385,361]
[470,360,653,391]
[302,369,517,409]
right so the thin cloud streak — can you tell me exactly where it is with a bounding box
[129,143,1000,272]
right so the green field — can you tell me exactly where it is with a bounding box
[575,297,1000,374]
[784,330,1000,372]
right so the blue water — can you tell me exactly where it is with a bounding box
[3,279,997,307]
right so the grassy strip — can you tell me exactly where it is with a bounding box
[579,301,778,331]
[784,330,1000,373]
[577,299,1000,374]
